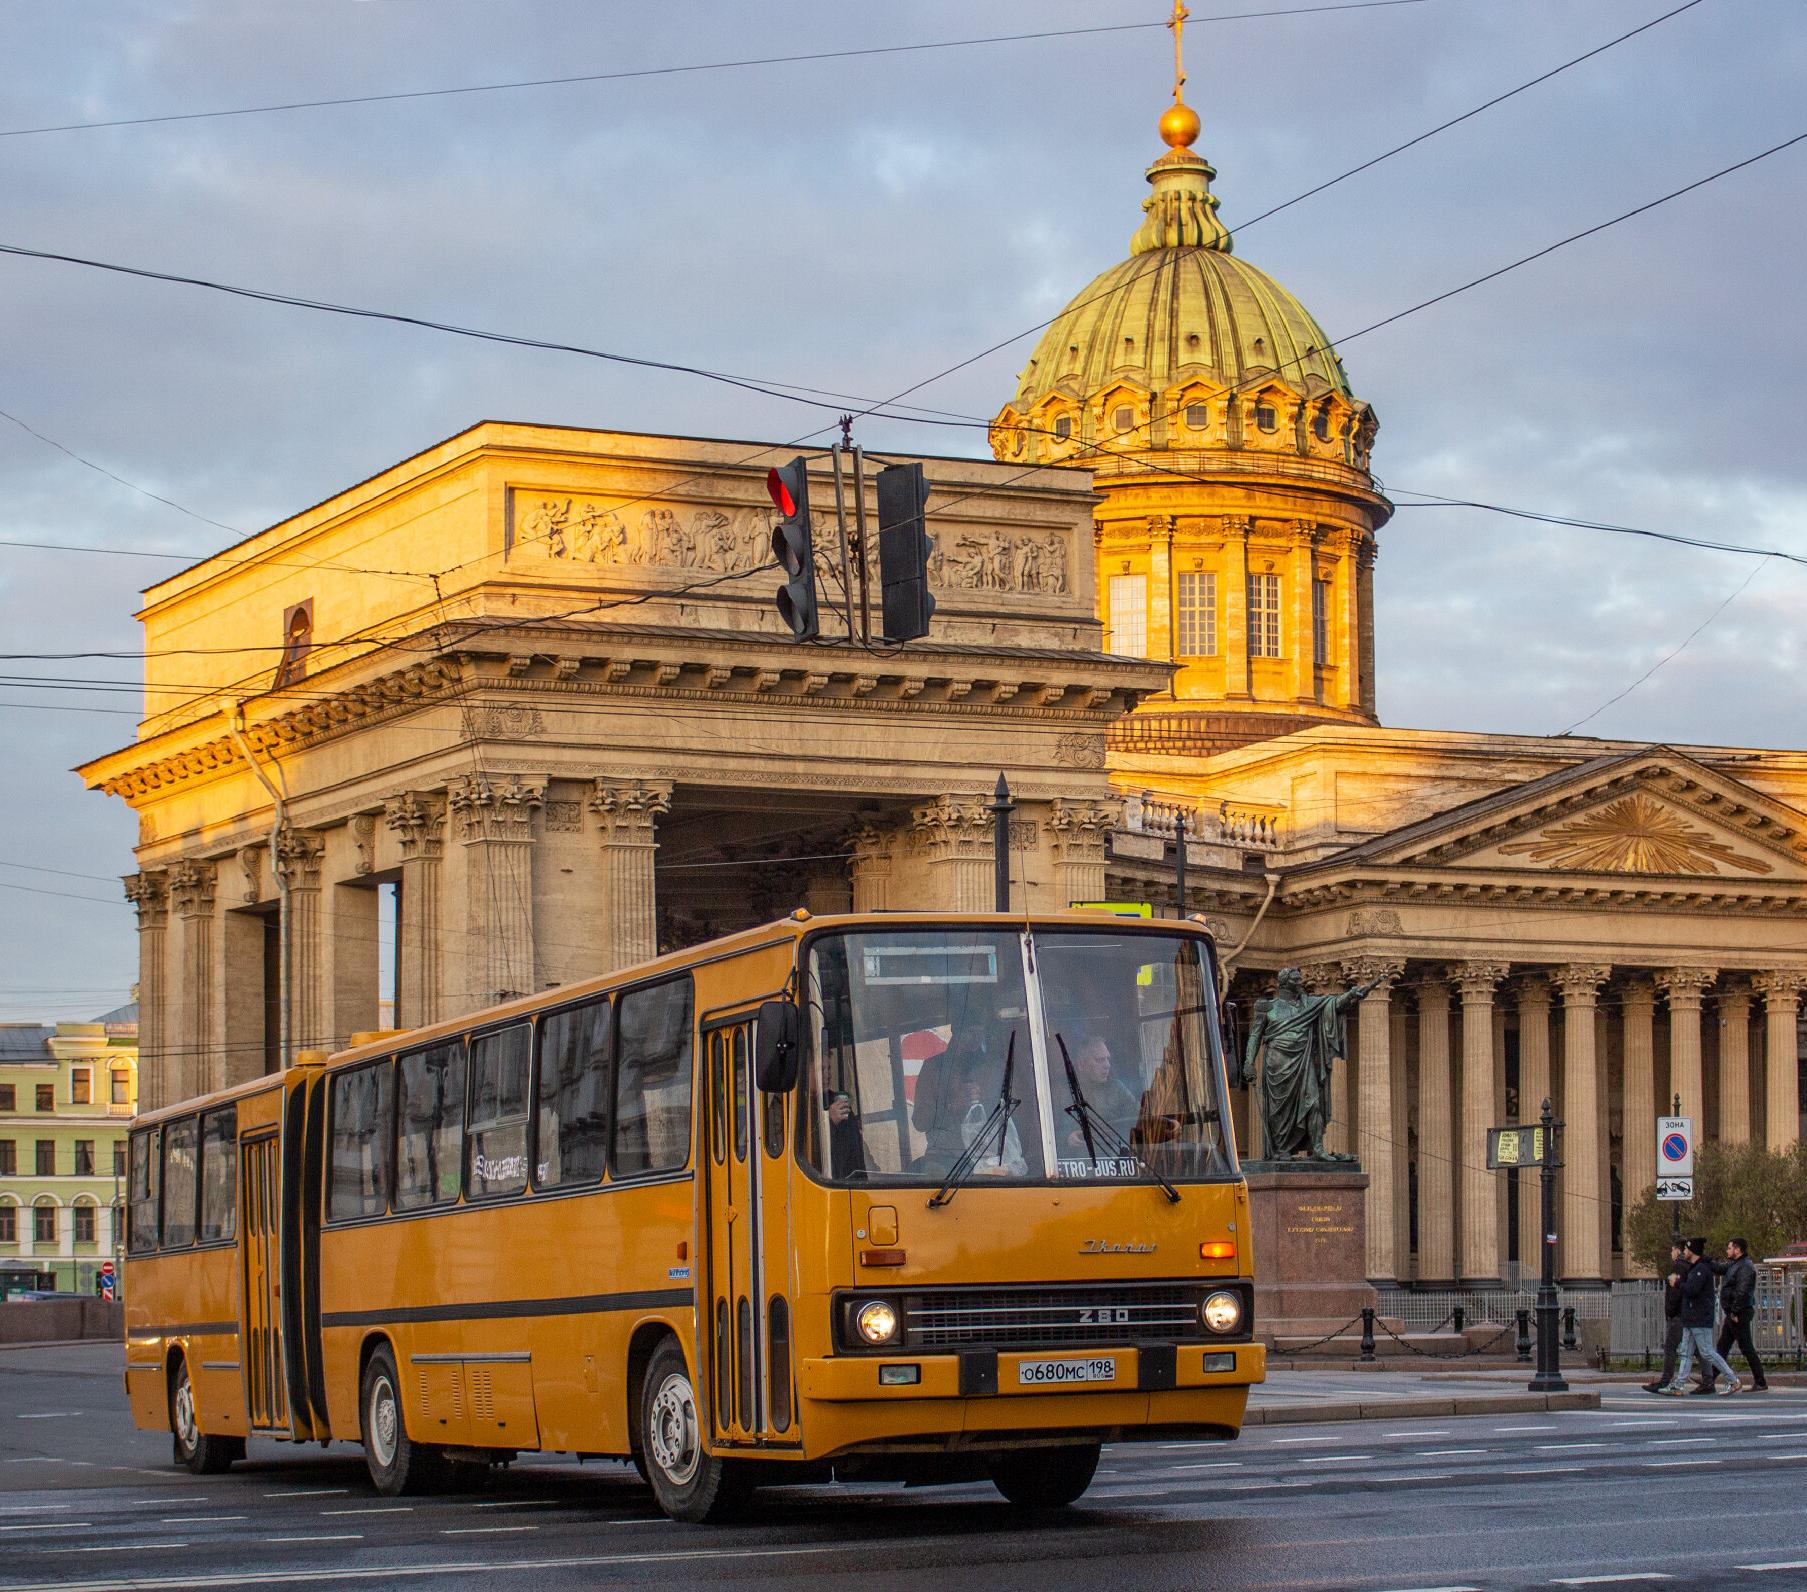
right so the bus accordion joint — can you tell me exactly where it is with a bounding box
[859,1249,906,1268]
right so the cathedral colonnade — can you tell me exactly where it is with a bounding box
[1234,959,1805,1288]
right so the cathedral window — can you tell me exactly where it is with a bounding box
[1177,572,1217,657]
[1247,573,1282,658]
[1185,404,1207,430]
[1312,407,1331,442]
[1107,574,1148,657]
[1313,578,1331,665]
[1052,415,1072,441]
[1112,406,1134,433]
[1253,403,1278,433]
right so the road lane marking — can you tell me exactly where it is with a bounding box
[471,1498,562,1508]
[1610,1420,1677,1428]
[1643,1459,1722,1467]
[268,1534,364,1543]
[1535,1442,1608,1451]
[15,1412,82,1420]
[1492,1425,1557,1433]
[265,1487,349,1497]
[0,1523,91,1533]
[0,1507,74,1516]
[1298,1455,1371,1465]
[1172,1462,1242,1471]
[1499,1467,1584,1476]
[1645,1438,1714,1446]
[1383,1430,1451,1438]
[1417,1449,1489,1457]
[1551,1576,1673,1585]
[444,1525,540,1535]
[322,1506,413,1515]
[1271,1436,1344,1444]
[159,1515,245,1524]
[0,1541,845,1590]
[1737,1565,1807,1574]
[44,1542,190,1554]
[1368,1585,1480,1591]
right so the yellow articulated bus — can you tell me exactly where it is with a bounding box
[123,911,1263,1520]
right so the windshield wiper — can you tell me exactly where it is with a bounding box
[928,1032,1016,1208]
[1055,1032,1180,1203]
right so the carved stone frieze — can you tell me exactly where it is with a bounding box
[1345,908,1403,937]
[1497,793,1771,876]
[384,791,447,861]
[449,774,545,844]
[350,814,378,876]
[468,705,547,739]
[543,799,584,833]
[1052,733,1106,769]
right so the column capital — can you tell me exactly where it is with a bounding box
[1221,514,1251,537]
[1298,960,1343,994]
[450,773,545,843]
[1716,976,1753,1013]
[124,870,169,928]
[385,790,447,861]
[1512,971,1553,1006]
[1619,973,1656,1005]
[273,827,326,891]
[1341,955,1404,989]
[167,858,216,918]
[1553,963,1611,1002]
[1454,959,1509,998]
[1046,798,1116,861]
[1753,970,1807,1002]
[1655,966,1717,1005]
[1412,973,1453,1005]
[911,793,993,858]
[589,777,672,844]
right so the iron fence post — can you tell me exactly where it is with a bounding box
[1360,1307,1376,1363]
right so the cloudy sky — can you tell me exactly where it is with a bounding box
[2,0,1802,1020]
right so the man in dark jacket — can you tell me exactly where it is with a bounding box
[1658,1237,1742,1395]
[1702,1236,1769,1393]
[1644,1241,1710,1394]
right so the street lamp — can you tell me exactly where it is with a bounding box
[1529,1096,1568,1394]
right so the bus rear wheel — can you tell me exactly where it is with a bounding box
[361,1344,445,1496]
[638,1339,747,1523]
[989,1443,1101,1508]
[169,1357,244,1475]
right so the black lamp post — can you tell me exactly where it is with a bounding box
[990,773,1014,913]
[1529,1095,1568,1394]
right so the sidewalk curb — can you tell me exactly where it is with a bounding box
[1246,1390,1599,1425]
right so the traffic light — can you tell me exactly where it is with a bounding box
[875,461,936,642]
[766,456,819,642]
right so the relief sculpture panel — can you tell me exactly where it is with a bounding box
[509,489,1068,598]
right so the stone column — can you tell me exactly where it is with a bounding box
[849,826,895,913]
[1222,516,1252,700]
[385,791,447,1030]
[167,861,216,1105]
[274,829,326,1056]
[1555,964,1611,1284]
[1145,515,1176,663]
[1456,960,1508,1286]
[1754,972,1805,1150]
[910,794,995,913]
[451,773,545,1006]
[123,871,169,1113]
[1302,962,1349,1154]
[1354,533,1377,719]
[1414,976,1455,1285]
[1288,520,1318,703]
[1716,980,1753,1146]
[1515,976,1553,1282]
[590,777,671,973]
[1390,997,1411,1277]
[1346,957,1404,1282]
[1620,978,1657,1259]
[1656,967,1715,1124]
[1047,800,1114,908]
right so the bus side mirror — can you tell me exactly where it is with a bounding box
[755,999,801,1093]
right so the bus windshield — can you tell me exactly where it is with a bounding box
[799,927,1235,1188]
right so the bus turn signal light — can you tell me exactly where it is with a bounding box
[859,1248,906,1267]
[1199,1241,1237,1261]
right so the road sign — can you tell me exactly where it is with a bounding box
[100,1260,115,1278]
[1487,1125,1548,1169]
[1657,1176,1695,1201]
[1657,1113,1694,1194]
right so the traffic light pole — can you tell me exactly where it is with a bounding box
[830,445,857,642]
[1529,1096,1569,1394]
[851,445,872,645]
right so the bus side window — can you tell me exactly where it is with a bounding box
[328,1060,394,1221]
[613,978,694,1178]
[161,1117,199,1249]
[535,997,610,1189]
[127,1128,160,1254]
[467,1023,531,1200]
[395,1040,467,1211]
[198,1107,238,1243]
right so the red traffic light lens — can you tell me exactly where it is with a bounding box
[766,467,796,517]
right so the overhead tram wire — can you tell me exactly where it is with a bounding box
[0,3,1447,142]
[0,2,1708,608]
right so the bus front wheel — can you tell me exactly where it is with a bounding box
[361,1344,444,1496]
[989,1443,1101,1508]
[169,1357,243,1475]
[638,1339,747,1523]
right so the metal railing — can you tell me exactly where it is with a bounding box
[1377,1287,1612,1332]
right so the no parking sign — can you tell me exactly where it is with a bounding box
[1656,1114,1694,1200]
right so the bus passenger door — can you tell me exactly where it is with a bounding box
[703,1017,790,1446]
[239,1132,288,1433]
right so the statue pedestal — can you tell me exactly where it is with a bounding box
[1245,1164,1377,1343]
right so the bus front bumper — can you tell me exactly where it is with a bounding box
[801,1340,1264,1402]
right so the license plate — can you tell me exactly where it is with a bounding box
[1017,1356,1118,1387]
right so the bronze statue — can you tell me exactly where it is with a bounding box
[1240,967,1379,1162]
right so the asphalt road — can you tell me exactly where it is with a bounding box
[2,1344,1805,1592]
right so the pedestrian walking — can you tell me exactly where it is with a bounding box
[1657,1237,1742,1396]
[1701,1236,1770,1393]
[1644,1241,1711,1395]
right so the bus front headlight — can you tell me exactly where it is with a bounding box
[1201,1291,1242,1334]
[856,1299,901,1345]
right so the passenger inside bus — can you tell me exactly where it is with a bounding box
[1060,1034,1142,1157]
[914,1034,1028,1178]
